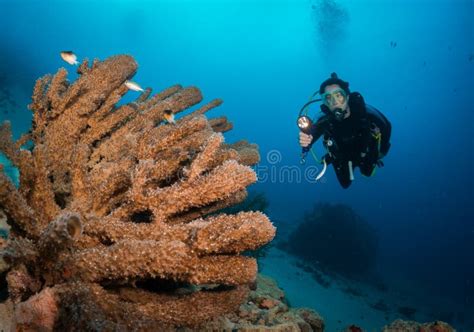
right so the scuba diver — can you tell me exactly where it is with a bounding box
[297,73,391,189]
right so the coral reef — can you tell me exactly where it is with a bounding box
[0,208,8,239]
[222,190,269,215]
[0,54,276,329]
[381,319,455,332]
[222,190,273,265]
[196,274,324,331]
[281,203,378,278]
[1,273,326,332]
[0,153,19,187]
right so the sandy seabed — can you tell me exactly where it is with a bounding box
[260,246,466,332]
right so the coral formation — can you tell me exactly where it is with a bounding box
[281,203,378,278]
[382,319,455,332]
[2,273,325,332]
[222,190,273,265]
[222,190,269,215]
[0,55,276,329]
[196,274,325,331]
[0,208,8,239]
[0,153,19,187]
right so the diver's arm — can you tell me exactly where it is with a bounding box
[300,119,325,153]
[308,117,327,147]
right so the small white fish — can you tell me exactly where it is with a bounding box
[60,51,79,65]
[124,80,144,92]
[163,109,176,124]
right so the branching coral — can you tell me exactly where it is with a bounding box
[199,274,325,331]
[0,55,275,330]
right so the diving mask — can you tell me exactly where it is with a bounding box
[321,88,347,107]
[322,88,348,120]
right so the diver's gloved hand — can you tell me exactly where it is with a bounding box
[299,131,313,148]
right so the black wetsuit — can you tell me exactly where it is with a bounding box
[308,92,391,188]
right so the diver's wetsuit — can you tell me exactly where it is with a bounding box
[308,92,391,188]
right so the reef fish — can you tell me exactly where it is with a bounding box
[163,109,175,124]
[125,80,144,92]
[60,51,79,65]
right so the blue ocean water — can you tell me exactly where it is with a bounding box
[0,0,472,330]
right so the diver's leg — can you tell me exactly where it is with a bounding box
[359,160,376,177]
[333,161,352,189]
[359,138,378,177]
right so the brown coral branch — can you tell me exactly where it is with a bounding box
[89,161,134,216]
[5,264,42,303]
[190,211,275,255]
[46,68,69,113]
[84,105,135,146]
[28,146,60,229]
[136,86,203,132]
[113,284,249,327]
[225,140,260,166]
[0,121,17,163]
[81,87,133,144]
[136,114,211,160]
[209,115,234,133]
[70,238,257,286]
[142,160,256,222]
[69,144,92,214]
[188,255,257,285]
[187,98,223,117]
[29,74,52,116]
[0,122,35,192]
[166,189,248,225]
[14,133,32,151]
[83,211,273,256]
[2,238,38,268]
[83,216,175,243]
[76,58,90,75]
[70,240,193,282]
[185,132,224,181]
[55,282,249,329]
[0,173,39,237]
[134,86,152,103]
[141,84,183,110]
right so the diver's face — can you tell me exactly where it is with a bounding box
[323,84,349,112]
[323,84,350,120]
